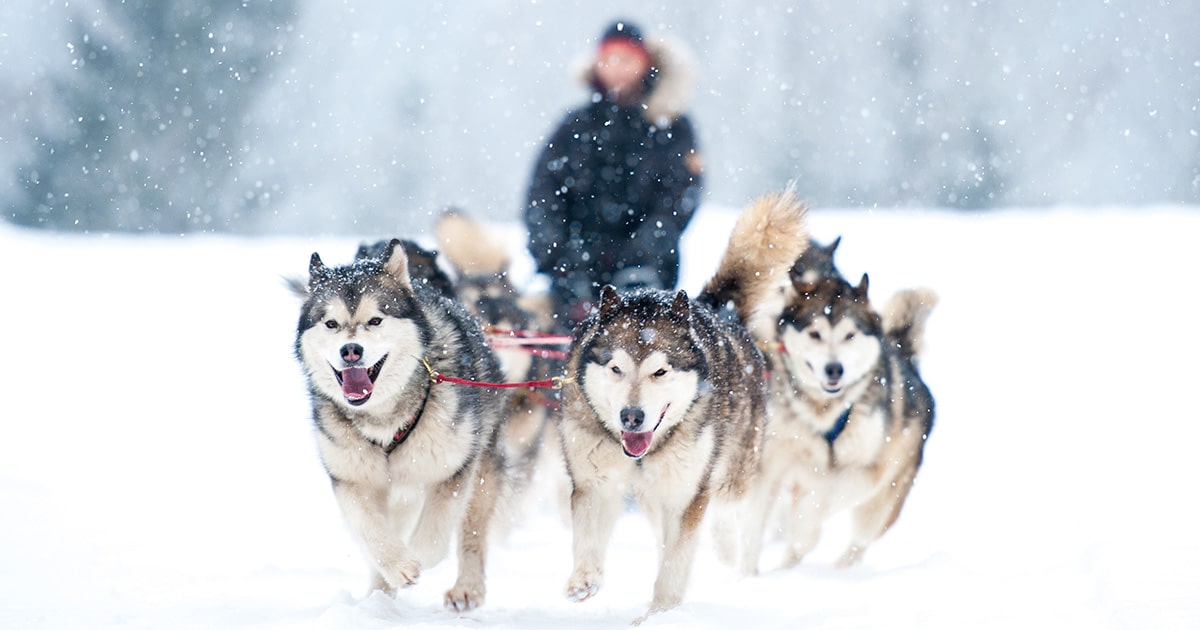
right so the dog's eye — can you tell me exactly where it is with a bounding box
[808,331,822,341]
[652,368,668,378]
[367,317,383,326]
[610,365,623,376]
[324,320,338,330]
[844,332,855,341]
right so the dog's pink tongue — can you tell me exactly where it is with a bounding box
[341,367,373,400]
[621,431,653,458]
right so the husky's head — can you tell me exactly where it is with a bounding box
[295,240,428,410]
[575,286,704,459]
[777,274,881,396]
[355,238,457,298]
[789,235,843,284]
[457,274,541,382]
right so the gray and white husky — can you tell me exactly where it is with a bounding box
[434,208,571,528]
[557,189,809,618]
[294,239,510,611]
[739,272,936,574]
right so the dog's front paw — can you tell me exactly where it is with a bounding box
[565,569,602,603]
[444,581,485,613]
[834,545,864,569]
[380,557,422,590]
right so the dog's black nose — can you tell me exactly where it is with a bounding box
[825,362,843,381]
[619,407,645,431]
[341,343,364,364]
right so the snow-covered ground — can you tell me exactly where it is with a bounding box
[2,204,1199,629]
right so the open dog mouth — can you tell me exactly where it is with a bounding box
[332,354,388,406]
[620,403,669,459]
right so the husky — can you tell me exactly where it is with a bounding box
[791,235,843,284]
[739,272,935,574]
[355,238,457,298]
[294,239,510,612]
[434,208,570,526]
[557,189,808,618]
[755,234,935,371]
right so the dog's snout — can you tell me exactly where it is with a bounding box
[619,407,646,431]
[340,343,364,364]
[825,362,844,381]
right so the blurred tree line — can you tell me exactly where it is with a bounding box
[10,0,295,232]
[3,0,1198,234]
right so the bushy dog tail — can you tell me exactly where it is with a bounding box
[283,275,308,298]
[881,287,938,364]
[698,185,809,322]
[435,207,511,276]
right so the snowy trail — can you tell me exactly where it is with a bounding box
[2,206,1198,629]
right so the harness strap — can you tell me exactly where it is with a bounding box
[383,376,433,455]
[824,406,852,444]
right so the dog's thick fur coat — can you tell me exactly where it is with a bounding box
[557,189,808,617]
[294,240,509,611]
[741,272,935,573]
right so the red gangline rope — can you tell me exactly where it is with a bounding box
[421,357,572,390]
[484,326,573,344]
[485,327,572,360]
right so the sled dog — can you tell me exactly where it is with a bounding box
[355,238,457,298]
[434,208,570,525]
[755,234,936,370]
[558,189,808,617]
[790,235,843,284]
[294,239,509,611]
[741,272,935,573]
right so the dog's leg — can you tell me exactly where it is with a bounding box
[445,456,503,612]
[836,462,918,568]
[409,464,475,570]
[734,467,785,576]
[565,479,623,603]
[781,483,826,568]
[709,503,739,568]
[645,489,710,615]
[332,480,421,592]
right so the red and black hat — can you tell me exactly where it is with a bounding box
[597,20,651,67]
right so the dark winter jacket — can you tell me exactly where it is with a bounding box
[525,34,702,313]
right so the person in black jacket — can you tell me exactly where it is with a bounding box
[524,20,704,329]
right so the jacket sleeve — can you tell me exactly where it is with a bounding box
[524,117,575,275]
[649,114,703,235]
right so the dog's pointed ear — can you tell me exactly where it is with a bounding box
[309,252,327,282]
[670,289,691,323]
[598,284,621,319]
[383,239,413,290]
[829,235,842,254]
[853,273,870,301]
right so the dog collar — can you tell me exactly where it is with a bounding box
[824,406,852,444]
[383,375,433,455]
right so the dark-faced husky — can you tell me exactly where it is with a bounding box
[294,239,509,611]
[434,208,570,526]
[558,190,809,618]
[740,273,935,574]
[790,235,843,283]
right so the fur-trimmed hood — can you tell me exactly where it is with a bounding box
[575,32,697,126]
